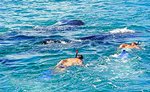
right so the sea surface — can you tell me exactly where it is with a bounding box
[0,0,150,92]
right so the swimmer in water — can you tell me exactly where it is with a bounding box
[55,50,83,72]
[119,42,141,49]
[111,50,129,59]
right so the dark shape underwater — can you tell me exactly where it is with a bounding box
[34,19,85,31]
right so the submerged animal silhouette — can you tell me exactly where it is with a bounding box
[34,19,84,31]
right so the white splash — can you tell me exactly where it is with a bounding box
[111,54,119,58]
[60,41,67,44]
[109,28,135,34]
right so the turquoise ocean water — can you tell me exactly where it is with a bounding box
[0,0,150,92]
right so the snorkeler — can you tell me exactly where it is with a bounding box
[119,42,141,49]
[55,50,83,72]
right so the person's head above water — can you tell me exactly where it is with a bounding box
[75,50,83,60]
[122,50,127,53]
[77,55,83,60]
[131,42,138,46]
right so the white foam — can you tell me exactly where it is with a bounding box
[54,21,64,26]
[60,41,67,44]
[109,28,135,34]
[111,54,119,58]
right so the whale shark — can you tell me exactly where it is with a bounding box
[34,19,84,31]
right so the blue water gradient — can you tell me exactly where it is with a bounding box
[0,0,150,92]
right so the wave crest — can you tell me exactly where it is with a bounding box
[109,28,135,34]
